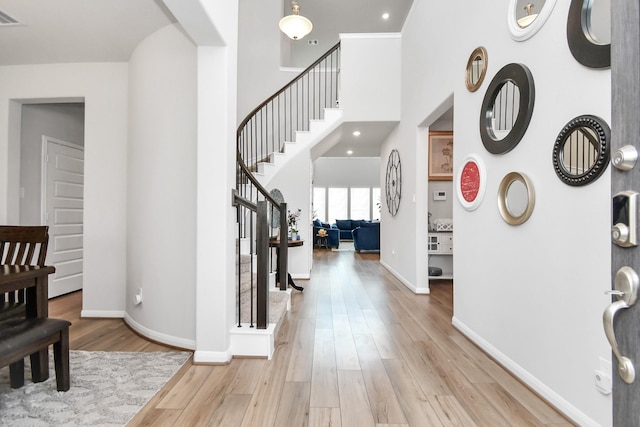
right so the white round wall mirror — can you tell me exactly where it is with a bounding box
[508,0,557,41]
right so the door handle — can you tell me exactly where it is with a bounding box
[603,266,638,384]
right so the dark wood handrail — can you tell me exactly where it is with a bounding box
[237,42,341,136]
[236,152,280,207]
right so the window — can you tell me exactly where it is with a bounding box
[313,187,326,222]
[314,186,380,223]
[327,188,348,223]
[350,188,370,220]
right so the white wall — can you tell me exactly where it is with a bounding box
[382,1,612,425]
[19,103,85,225]
[125,24,198,348]
[163,0,240,362]
[313,157,380,188]
[267,148,313,279]
[237,0,301,122]
[339,34,401,122]
[0,62,129,317]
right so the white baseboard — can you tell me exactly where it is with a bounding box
[229,323,276,360]
[81,309,125,318]
[193,350,232,364]
[380,260,430,294]
[452,317,600,427]
[123,313,196,350]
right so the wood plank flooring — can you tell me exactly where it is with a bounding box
[48,248,575,426]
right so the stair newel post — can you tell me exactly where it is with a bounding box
[279,202,288,291]
[256,201,269,329]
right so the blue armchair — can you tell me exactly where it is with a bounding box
[352,221,380,252]
[313,219,340,248]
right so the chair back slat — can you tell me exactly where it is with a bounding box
[0,226,49,266]
[0,226,50,321]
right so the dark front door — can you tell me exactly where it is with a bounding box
[611,1,640,425]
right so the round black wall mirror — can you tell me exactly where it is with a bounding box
[567,0,611,68]
[552,115,610,186]
[480,63,535,155]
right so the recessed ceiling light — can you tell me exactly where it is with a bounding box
[347,150,354,155]
[382,12,390,20]
[352,131,361,137]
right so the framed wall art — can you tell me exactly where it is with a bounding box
[428,131,454,181]
[456,153,487,211]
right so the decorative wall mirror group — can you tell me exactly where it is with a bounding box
[479,63,535,155]
[567,0,611,68]
[458,0,611,226]
[507,0,557,41]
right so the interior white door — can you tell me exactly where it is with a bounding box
[42,136,84,298]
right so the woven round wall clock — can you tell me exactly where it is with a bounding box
[385,149,402,216]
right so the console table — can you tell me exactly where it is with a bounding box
[268,239,304,291]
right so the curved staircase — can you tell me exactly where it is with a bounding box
[231,43,341,359]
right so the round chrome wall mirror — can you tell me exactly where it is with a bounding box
[552,115,610,186]
[465,47,488,92]
[498,172,535,225]
[480,63,535,155]
[567,0,611,68]
[508,0,557,41]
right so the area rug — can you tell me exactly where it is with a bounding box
[331,241,355,252]
[0,350,191,427]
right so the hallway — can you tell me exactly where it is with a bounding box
[52,248,573,426]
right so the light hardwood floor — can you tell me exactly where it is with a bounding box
[49,248,575,427]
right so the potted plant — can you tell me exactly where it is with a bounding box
[288,208,301,240]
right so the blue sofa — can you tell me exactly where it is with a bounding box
[333,219,369,240]
[313,219,340,248]
[352,221,380,252]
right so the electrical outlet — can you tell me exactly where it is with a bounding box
[134,288,143,305]
[594,357,612,395]
[594,369,612,395]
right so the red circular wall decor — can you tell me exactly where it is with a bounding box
[457,154,486,211]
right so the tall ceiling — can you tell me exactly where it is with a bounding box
[0,0,413,66]
[0,0,176,66]
[0,0,416,157]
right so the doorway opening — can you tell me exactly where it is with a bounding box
[17,102,85,298]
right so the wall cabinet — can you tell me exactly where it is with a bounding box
[428,232,453,279]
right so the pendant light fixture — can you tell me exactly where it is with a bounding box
[279,1,313,40]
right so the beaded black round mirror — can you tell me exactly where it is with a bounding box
[567,0,610,68]
[552,115,610,186]
[480,63,535,155]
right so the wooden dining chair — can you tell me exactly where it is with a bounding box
[0,226,49,321]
